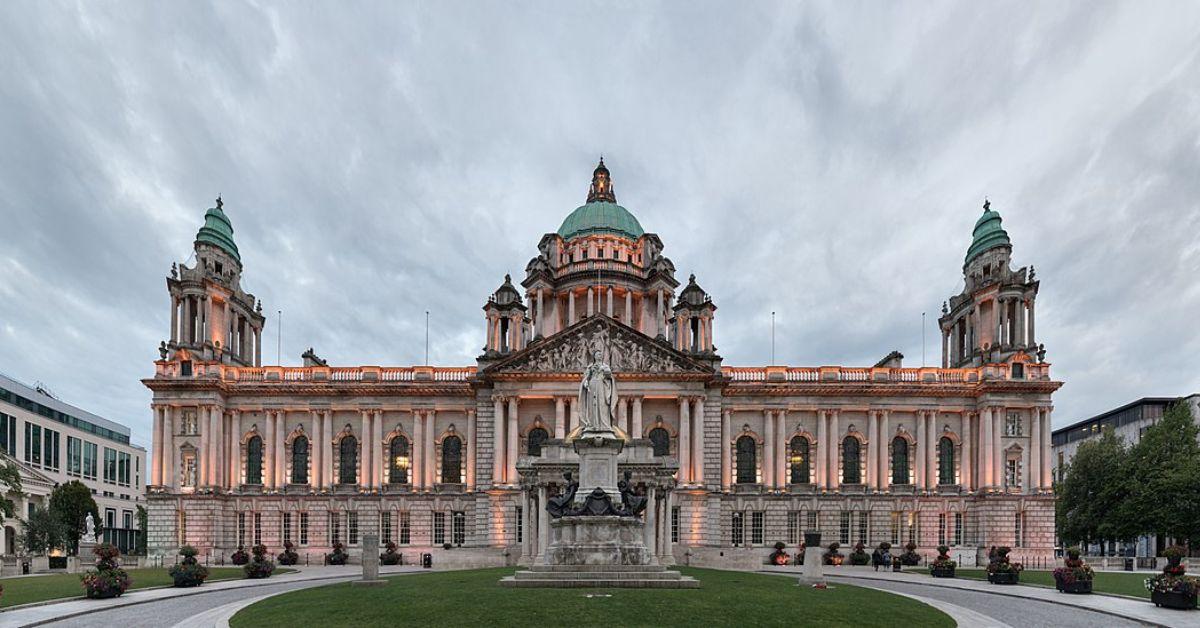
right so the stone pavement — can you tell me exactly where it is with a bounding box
[0,564,427,628]
[761,566,1188,628]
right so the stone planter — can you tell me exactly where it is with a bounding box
[1152,589,1197,610]
[988,572,1019,585]
[930,566,955,578]
[1059,580,1092,594]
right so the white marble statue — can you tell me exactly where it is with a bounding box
[84,512,96,542]
[579,349,617,433]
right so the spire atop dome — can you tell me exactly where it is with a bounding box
[586,157,616,203]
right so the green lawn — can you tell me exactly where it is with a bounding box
[231,567,954,627]
[952,568,1150,599]
[0,566,294,608]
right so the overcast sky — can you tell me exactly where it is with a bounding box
[2,2,1199,449]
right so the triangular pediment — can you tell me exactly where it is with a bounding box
[485,316,712,375]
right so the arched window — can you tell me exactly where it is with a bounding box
[245,436,263,485]
[389,436,409,484]
[649,428,671,457]
[441,435,463,484]
[789,436,810,484]
[339,436,358,485]
[291,436,309,485]
[891,437,910,485]
[842,436,861,484]
[527,427,549,457]
[736,435,757,484]
[939,437,955,485]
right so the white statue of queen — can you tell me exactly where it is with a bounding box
[578,349,618,435]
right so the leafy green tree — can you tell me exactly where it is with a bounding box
[19,505,67,554]
[136,505,148,555]
[1056,427,1127,547]
[49,480,101,554]
[1119,401,1200,548]
[0,460,23,518]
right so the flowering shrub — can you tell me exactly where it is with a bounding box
[1145,545,1199,597]
[986,546,1023,575]
[930,545,957,571]
[169,545,210,587]
[81,543,131,599]
[768,541,790,566]
[848,542,870,566]
[230,546,249,565]
[380,541,402,566]
[243,544,275,579]
[277,541,299,566]
[1052,547,1093,588]
[327,542,349,565]
[823,542,844,566]
[899,541,921,566]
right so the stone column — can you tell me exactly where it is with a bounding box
[492,396,505,486]
[992,406,1003,490]
[426,410,437,487]
[568,291,576,325]
[677,397,690,483]
[829,410,840,491]
[776,411,787,489]
[980,408,992,490]
[962,412,973,491]
[374,410,384,489]
[662,491,674,563]
[632,397,643,439]
[311,410,322,489]
[254,328,261,366]
[763,409,775,489]
[913,410,924,491]
[625,290,632,323]
[151,406,163,486]
[606,286,614,317]
[537,485,550,563]
[929,411,939,488]
[865,410,876,490]
[414,410,425,489]
[165,406,176,488]
[1029,409,1041,491]
[506,398,518,485]
[466,409,476,491]
[228,410,240,488]
[322,411,333,489]
[569,399,579,435]
[721,410,732,490]
[554,397,566,440]
[814,410,825,488]
[878,410,889,492]
[691,397,704,486]
[360,410,372,488]
[644,485,657,563]
[1028,301,1036,348]
[1016,299,1027,347]
[587,287,594,317]
[277,411,287,487]
[215,406,225,488]
[1040,407,1052,490]
[264,411,276,489]
[169,297,179,343]
[657,290,665,337]
[536,289,544,338]
[618,397,628,435]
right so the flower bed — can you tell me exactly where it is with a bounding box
[81,543,131,599]
[169,545,210,587]
[1053,547,1092,595]
[929,545,956,578]
[243,544,275,579]
[1146,546,1198,610]
[985,546,1022,585]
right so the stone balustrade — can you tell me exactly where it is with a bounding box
[153,362,476,382]
[721,363,1050,383]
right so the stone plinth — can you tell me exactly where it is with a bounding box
[351,533,386,587]
[800,531,825,586]
[572,433,624,503]
[545,516,650,566]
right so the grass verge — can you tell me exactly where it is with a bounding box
[0,566,295,608]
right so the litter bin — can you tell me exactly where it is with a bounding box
[22,561,30,575]
[422,553,432,569]
[1124,558,1134,571]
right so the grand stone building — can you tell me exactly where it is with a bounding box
[146,161,1060,567]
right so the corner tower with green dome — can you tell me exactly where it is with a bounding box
[939,200,1042,369]
[162,196,266,367]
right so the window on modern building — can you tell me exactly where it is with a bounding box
[857,511,869,545]
[253,512,262,546]
[84,441,97,479]
[1014,512,1024,547]
[839,511,851,545]
[67,436,82,476]
[787,511,801,544]
[105,508,116,529]
[938,437,955,485]
[452,510,466,546]
[25,422,41,465]
[299,512,309,546]
[1005,412,1022,437]
[954,512,964,546]
[118,451,131,486]
[735,435,757,484]
[672,507,680,543]
[104,447,118,482]
[339,436,358,485]
[389,436,409,484]
[731,511,744,547]
[441,435,463,484]
[751,511,764,545]
[291,436,309,484]
[938,513,947,546]
[515,506,523,544]
[891,438,910,485]
[789,435,810,484]
[42,427,60,470]
[433,511,446,546]
[282,512,292,544]
[0,413,15,456]
[527,427,549,457]
[398,511,411,545]
[649,427,671,456]
[237,512,246,548]
[348,511,359,545]
[246,436,263,485]
[842,437,861,484]
[122,510,132,529]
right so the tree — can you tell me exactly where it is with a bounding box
[0,460,23,518]
[1119,401,1200,548]
[18,505,67,554]
[136,505,148,555]
[49,480,101,555]
[1056,427,1128,547]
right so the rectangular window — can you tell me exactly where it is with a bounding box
[381,511,392,544]
[67,436,82,476]
[806,510,817,531]
[118,452,131,485]
[515,506,523,544]
[45,428,59,470]
[890,512,901,545]
[1005,412,1022,437]
[954,513,964,546]
[299,513,309,546]
[104,447,118,482]
[452,511,466,546]
[839,511,851,545]
[178,510,186,547]
[938,513,947,546]
[731,511,744,546]
[1014,512,1024,548]
[122,510,132,529]
[751,511,764,545]
[787,511,801,545]
[857,511,869,545]
[907,512,918,546]
[671,507,680,543]
[398,511,411,545]
[0,413,13,456]
[105,508,116,529]
[1005,459,1019,489]
[282,512,292,544]
[84,442,98,479]
[237,512,246,547]
[25,423,41,465]
[329,511,341,545]
[433,511,446,545]
[253,512,262,546]
[348,511,359,545]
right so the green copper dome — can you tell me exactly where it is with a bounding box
[194,198,241,263]
[557,201,645,241]
[964,201,1011,264]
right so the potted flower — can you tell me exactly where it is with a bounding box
[230,546,249,565]
[848,542,870,566]
[243,544,275,579]
[168,545,210,587]
[1053,547,1093,594]
[1146,546,1198,610]
[900,542,921,566]
[327,542,349,565]
[380,541,402,566]
[986,546,1023,584]
[81,543,132,599]
[929,545,956,578]
[822,542,844,566]
[768,541,790,566]
[277,541,299,566]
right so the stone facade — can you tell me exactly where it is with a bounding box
[146,162,1060,567]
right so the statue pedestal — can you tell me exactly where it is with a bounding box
[544,516,651,566]
[572,432,623,504]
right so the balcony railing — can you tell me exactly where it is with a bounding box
[721,364,1051,383]
[154,362,476,383]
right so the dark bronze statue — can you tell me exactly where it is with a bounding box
[545,472,578,518]
[618,470,647,516]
